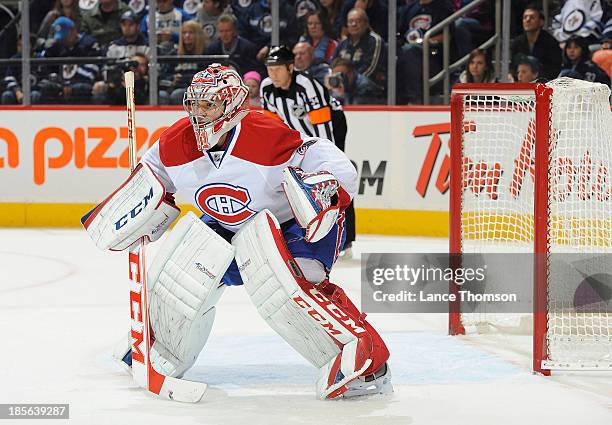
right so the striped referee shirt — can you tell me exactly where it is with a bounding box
[260,71,338,143]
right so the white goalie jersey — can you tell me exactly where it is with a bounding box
[140,111,357,232]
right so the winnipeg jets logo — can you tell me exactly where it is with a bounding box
[79,0,98,11]
[195,183,256,225]
[260,15,273,34]
[563,9,585,33]
[62,64,77,79]
[182,0,201,15]
[128,0,145,13]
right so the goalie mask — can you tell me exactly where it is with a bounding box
[183,64,249,151]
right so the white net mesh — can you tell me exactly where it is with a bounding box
[459,92,536,332]
[455,78,612,369]
[545,79,612,368]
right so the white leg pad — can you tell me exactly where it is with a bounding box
[232,210,372,398]
[147,212,235,378]
[149,308,217,378]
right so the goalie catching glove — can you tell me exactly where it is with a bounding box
[81,163,180,250]
[282,166,342,243]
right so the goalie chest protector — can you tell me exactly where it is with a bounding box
[144,112,306,232]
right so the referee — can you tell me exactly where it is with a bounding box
[260,45,356,258]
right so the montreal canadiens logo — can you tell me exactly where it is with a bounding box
[195,183,256,225]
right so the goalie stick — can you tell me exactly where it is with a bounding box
[124,71,207,402]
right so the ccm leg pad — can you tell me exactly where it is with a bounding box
[147,212,235,377]
[232,209,373,398]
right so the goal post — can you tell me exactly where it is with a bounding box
[449,78,612,375]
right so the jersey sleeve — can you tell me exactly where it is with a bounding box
[289,137,357,209]
[362,32,385,79]
[299,74,335,142]
[140,142,178,194]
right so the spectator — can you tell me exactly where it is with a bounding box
[205,14,260,75]
[397,0,454,103]
[196,0,231,43]
[458,48,497,83]
[605,9,612,42]
[511,4,562,81]
[592,37,612,78]
[81,0,131,48]
[3,32,39,81]
[243,70,261,107]
[293,41,332,86]
[559,36,610,84]
[238,1,298,52]
[299,10,338,63]
[319,0,344,39]
[164,20,210,104]
[31,0,56,36]
[178,20,209,65]
[106,10,150,58]
[552,0,606,45]
[228,0,250,30]
[451,0,495,58]
[332,8,386,87]
[509,0,536,36]
[515,56,540,82]
[140,0,191,45]
[94,53,150,105]
[340,0,389,41]
[2,34,41,104]
[327,57,384,105]
[39,16,101,103]
[37,0,82,47]
[1,76,26,105]
[132,52,150,93]
[92,10,150,104]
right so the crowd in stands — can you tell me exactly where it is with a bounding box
[0,0,610,106]
[510,2,611,86]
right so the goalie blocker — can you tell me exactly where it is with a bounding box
[81,163,180,251]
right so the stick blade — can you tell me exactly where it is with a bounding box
[157,377,208,403]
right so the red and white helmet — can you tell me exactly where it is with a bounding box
[183,64,249,151]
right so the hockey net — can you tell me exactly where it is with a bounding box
[449,78,612,373]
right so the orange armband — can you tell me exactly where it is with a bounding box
[308,106,332,124]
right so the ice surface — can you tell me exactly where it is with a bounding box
[0,230,610,425]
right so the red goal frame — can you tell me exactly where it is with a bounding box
[448,83,554,375]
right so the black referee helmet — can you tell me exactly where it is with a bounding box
[265,45,294,66]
